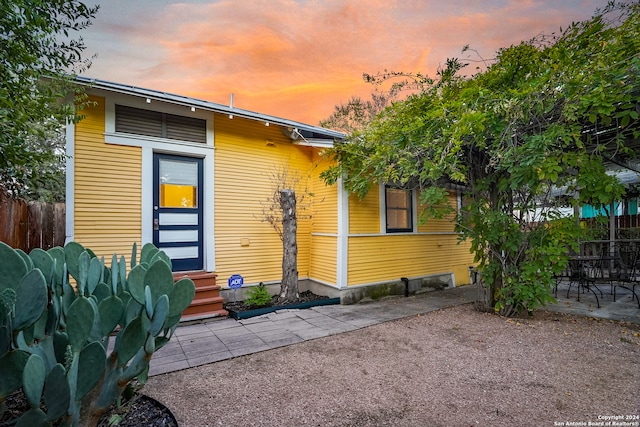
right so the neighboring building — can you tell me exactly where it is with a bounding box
[66,77,475,317]
[578,168,640,237]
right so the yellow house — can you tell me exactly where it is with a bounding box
[67,77,475,318]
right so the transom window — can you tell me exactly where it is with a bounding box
[385,186,413,232]
[115,104,206,144]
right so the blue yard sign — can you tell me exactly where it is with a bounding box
[228,274,244,289]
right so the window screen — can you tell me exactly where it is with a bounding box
[115,104,206,144]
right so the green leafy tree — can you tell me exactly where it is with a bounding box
[322,1,640,316]
[0,0,99,198]
[21,121,67,202]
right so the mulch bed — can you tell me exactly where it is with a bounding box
[223,290,330,313]
[96,393,177,427]
[1,389,177,427]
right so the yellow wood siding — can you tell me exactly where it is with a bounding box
[346,188,473,286]
[308,151,338,284]
[310,151,338,234]
[417,191,458,233]
[309,234,337,284]
[213,114,318,285]
[74,96,142,257]
[349,186,379,234]
[348,188,458,234]
[347,234,475,286]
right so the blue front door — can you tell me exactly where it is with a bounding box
[153,154,204,271]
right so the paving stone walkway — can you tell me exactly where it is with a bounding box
[150,282,639,376]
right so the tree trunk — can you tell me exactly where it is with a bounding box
[488,181,502,311]
[279,189,299,301]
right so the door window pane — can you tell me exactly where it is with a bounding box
[159,159,198,208]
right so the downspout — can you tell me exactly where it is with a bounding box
[401,277,409,297]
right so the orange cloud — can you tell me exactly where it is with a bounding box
[83,0,609,125]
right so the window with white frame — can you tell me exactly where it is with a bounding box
[385,186,413,232]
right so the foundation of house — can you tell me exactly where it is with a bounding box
[219,272,459,306]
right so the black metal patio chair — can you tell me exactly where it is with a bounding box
[606,247,640,308]
[565,253,605,308]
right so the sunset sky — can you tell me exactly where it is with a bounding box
[81,0,609,126]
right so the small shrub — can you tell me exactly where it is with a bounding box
[244,282,272,307]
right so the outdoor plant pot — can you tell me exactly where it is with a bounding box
[2,391,178,427]
[97,393,178,427]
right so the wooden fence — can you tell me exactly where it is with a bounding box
[0,190,65,253]
[582,214,640,239]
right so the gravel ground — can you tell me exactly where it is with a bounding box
[145,304,640,427]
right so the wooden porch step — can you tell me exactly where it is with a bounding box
[172,271,228,320]
[174,271,218,288]
[190,284,221,300]
[181,310,228,323]
[182,296,227,317]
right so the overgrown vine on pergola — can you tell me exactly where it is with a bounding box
[322,1,640,316]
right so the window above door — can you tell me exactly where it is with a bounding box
[115,104,207,144]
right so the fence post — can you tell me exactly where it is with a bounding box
[43,202,55,250]
[27,201,42,252]
[54,202,66,247]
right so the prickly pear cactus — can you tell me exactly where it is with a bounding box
[0,241,195,427]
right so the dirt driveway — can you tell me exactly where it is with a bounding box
[145,304,640,427]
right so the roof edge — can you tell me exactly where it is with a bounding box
[75,76,345,141]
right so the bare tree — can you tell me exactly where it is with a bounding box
[258,165,314,301]
[279,188,298,301]
[319,92,394,134]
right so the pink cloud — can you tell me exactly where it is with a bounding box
[83,0,609,125]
